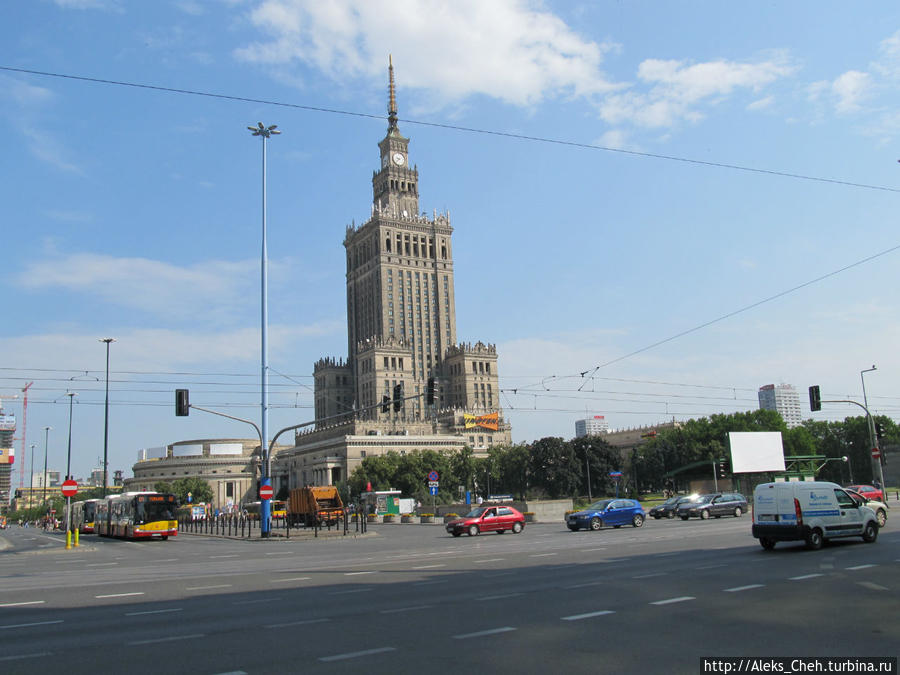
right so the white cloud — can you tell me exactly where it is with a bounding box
[235,0,620,107]
[832,70,871,115]
[747,95,774,111]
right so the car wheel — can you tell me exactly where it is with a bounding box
[862,521,878,543]
[467,524,479,537]
[512,521,523,534]
[653,514,661,520]
[759,537,776,551]
[734,507,743,517]
[680,515,689,521]
[875,509,886,528]
[700,510,710,520]
[667,512,675,519]
[590,516,603,531]
[451,532,462,537]
[805,528,824,550]
[632,514,644,528]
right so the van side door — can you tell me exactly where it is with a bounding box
[829,489,865,537]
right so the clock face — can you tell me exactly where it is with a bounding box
[392,152,405,166]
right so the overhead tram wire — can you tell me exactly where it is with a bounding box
[2,65,900,195]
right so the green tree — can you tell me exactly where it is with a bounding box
[169,477,213,504]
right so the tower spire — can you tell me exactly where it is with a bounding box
[388,54,398,132]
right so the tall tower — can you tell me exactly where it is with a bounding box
[341,57,457,419]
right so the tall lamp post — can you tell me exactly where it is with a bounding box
[860,365,882,486]
[29,443,35,509]
[42,426,51,513]
[248,121,280,538]
[99,338,115,497]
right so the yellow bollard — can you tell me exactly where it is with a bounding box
[74,529,80,547]
[65,530,72,550]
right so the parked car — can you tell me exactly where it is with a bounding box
[649,494,701,519]
[445,506,525,537]
[566,498,645,531]
[845,488,888,528]
[846,484,884,502]
[677,492,747,520]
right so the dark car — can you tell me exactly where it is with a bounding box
[566,498,645,531]
[445,506,525,537]
[649,494,701,519]
[677,492,747,520]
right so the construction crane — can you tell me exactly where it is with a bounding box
[18,382,33,489]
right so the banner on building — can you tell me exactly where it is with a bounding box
[0,447,13,464]
[0,414,15,431]
[464,412,499,431]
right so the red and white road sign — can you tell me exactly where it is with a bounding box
[871,447,881,459]
[61,479,78,497]
[259,485,274,500]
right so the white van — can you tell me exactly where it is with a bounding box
[752,481,879,551]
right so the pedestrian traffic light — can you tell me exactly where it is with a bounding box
[381,396,390,414]
[394,383,403,410]
[175,389,190,416]
[426,377,435,405]
[808,385,821,412]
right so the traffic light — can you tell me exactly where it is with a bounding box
[875,421,885,440]
[426,377,435,405]
[175,388,190,416]
[717,459,728,479]
[808,385,821,412]
[381,396,390,414]
[393,383,403,412]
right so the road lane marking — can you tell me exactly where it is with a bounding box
[87,562,119,567]
[724,584,765,593]
[857,581,888,591]
[125,608,183,616]
[563,581,603,589]
[789,574,823,581]
[411,564,445,569]
[473,558,505,563]
[264,551,294,556]
[209,555,239,559]
[479,593,522,601]
[0,652,53,662]
[329,588,373,595]
[413,580,448,586]
[562,610,615,621]
[271,577,311,583]
[319,647,396,662]
[650,596,695,605]
[632,572,667,579]
[0,601,45,607]
[529,553,557,558]
[186,585,231,591]
[95,592,145,599]
[453,627,516,639]
[581,548,607,552]
[128,633,204,645]
[380,605,433,614]
[266,618,330,628]
[846,564,877,570]
[695,564,726,570]
[1,620,63,629]
[344,571,376,576]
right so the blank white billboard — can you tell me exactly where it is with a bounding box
[172,444,203,457]
[209,443,243,456]
[728,431,785,473]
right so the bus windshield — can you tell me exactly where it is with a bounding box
[137,500,176,523]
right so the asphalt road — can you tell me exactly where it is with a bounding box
[0,514,897,674]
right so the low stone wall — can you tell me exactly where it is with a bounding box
[523,499,573,523]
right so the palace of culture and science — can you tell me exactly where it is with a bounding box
[273,60,512,491]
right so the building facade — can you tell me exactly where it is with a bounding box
[276,60,511,491]
[575,415,610,437]
[758,383,802,429]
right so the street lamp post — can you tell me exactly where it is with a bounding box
[65,392,76,549]
[860,366,879,484]
[248,121,280,538]
[42,426,51,514]
[99,338,115,497]
[29,443,35,509]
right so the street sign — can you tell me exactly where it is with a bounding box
[427,470,439,482]
[429,486,438,496]
[428,481,439,488]
[61,480,78,497]
[871,448,881,459]
[259,485,274,500]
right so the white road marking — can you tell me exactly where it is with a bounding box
[344,571,375,576]
[0,652,53,662]
[857,581,888,591]
[87,562,119,567]
[789,574,823,581]
[209,555,239,559]
[453,627,516,639]
[270,577,311,583]
[412,564,445,569]
[128,633,204,646]
[264,551,294,556]
[695,564,726,570]
[529,553,557,558]
[562,610,615,621]
[563,581,604,589]
[329,588,373,595]
[125,608,183,616]
[95,592,144,599]
[724,584,764,593]
[632,572,667,579]
[846,564,877,570]
[266,618,329,628]
[479,593,522,601]
[0,601,45,607]
[413,580,448,586]
[319,647,396,662]
[650,596,695,605]
[1,620,63,629]
[379,605,433,614]
[186,585,232,591]
[473,558,505,563]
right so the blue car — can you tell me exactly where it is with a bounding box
[566,498,645,531]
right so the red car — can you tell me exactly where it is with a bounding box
[445,506,526,537]
[846,484,884,501]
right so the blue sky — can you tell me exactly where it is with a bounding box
[1,0,899,484]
